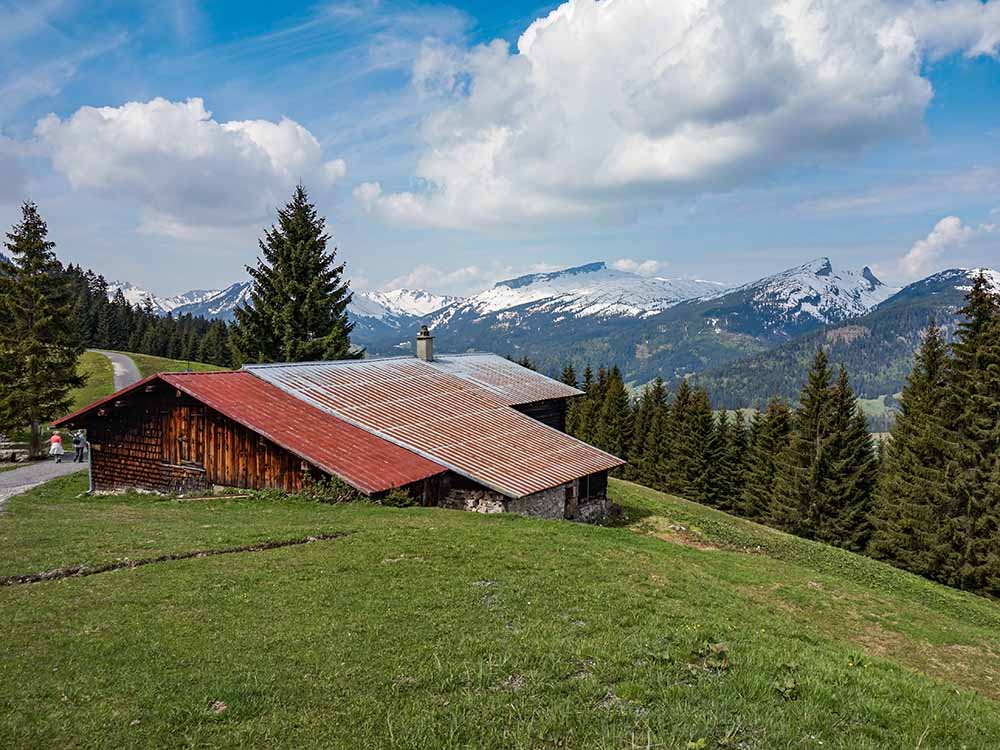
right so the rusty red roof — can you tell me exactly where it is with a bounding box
[55,371,446,495]
[245,358,623,498]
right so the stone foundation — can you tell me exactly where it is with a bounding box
[440,486,506,514]
[506,485,565,520]
[438,472,611,523]
[575,497,610,523]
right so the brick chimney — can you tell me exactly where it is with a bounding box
[416,325,434,362]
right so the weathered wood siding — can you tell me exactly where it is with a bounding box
[85,386,314,493]
[512,397,571,431]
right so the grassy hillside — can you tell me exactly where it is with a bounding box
[1,475,999,749]
[126,351,227,379]
[67,350,116,412]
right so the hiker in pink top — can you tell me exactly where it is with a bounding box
[49,431,65,463]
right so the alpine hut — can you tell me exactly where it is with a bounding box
[54,330,623,521]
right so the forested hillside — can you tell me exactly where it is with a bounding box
[691,268,999,408]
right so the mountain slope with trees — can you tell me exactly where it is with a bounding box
[692,267,1000,409]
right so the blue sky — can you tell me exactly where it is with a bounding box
[1,0,999,296]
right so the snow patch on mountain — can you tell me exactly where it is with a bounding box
[107,280,221,314]
[731,258,897,325]
[956,267,1000,292]
[366,289,461,318]
[439,262,728,323]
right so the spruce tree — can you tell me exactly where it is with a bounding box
[740,399,793,522]
[570,366,598,442]
[560,364,578,389]
[629,378,667,481]
[869,321,951,577]
[0,202,84,456]
[663,380,695,494]
[813,366,877,551]
[664,385,715,502]
[596,366,633,461]
[232,185,358,364]
[639,402,671,491]
[938,276,1000,594]
[728,410,750,503]
[632,379,668,483]
[703,409,732,508]
[771,349,834,535]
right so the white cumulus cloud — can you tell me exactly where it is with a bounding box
[360,0,1000,228]
[899,215,996,279]
[383,263,491,295]
[35,97,346,236]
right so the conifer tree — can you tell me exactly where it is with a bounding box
[740,399,793,522]
[514,355,536,370]
[628,378,667,481]
[728,410,750,503]
[937,276,1000,594]
[664,385,715,502]
[596,366,633,462]
[232,185,357,364]
[703,409,732,508]
[813,366,877,551]
[771,349,834,535]
[0,202,84,456]
[663,380,695,493]
[869,321,951,576]
[638,401,671,491]
[570,366,598,442]
[560,364,578,389]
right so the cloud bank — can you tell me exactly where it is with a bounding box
[36,97,345,236]
[359,0,1000,228]
[899,215,997,279]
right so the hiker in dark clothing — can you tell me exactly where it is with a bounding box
[72,431,86,463]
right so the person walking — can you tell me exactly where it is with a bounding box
[49,431,65,463]
[72,431,86,463]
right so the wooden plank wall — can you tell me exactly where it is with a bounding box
[86,387,313,493]
[512,397,570,432]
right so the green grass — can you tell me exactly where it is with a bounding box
[67,351,116,412]
[1,475,999,749]
[123,351,227,379]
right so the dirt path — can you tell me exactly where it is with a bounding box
[89,350,141,391]
[0,462,88,515]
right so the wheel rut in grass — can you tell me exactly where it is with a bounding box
[0,531,352,587]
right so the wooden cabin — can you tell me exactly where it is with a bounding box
[55,338,623,522]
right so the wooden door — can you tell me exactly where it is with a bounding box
[166,406,205,467]
[564,483,578,519]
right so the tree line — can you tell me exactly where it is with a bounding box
[64,266,235,367]
[563,275,1000,597]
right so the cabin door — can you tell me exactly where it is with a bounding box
[168,405,205,467]
[564,482,578,519]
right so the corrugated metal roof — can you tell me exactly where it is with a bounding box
[55,371,447,495]
[424,353,583,405]
[245,358,623,498]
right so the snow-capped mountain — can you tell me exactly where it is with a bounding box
[107,281,221,314]
[106,278,455,326]
[694,264,1000,408]
[953,267,1000,292]
[709,257,898,335]
[366,289,461,318]
[431,262,727,327]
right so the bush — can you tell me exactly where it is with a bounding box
[299,474,362,504]
[380,488,419,508]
